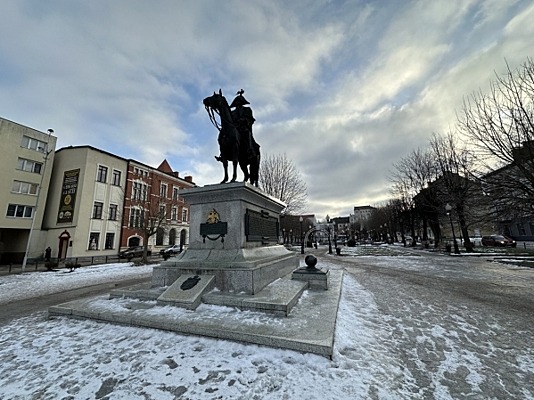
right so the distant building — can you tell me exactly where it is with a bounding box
[352,205,376,226]
[42,145,196,260]
[121,158,195,251]
[42,146,129,259]
[0,118,57,263]
[332,216,350,243]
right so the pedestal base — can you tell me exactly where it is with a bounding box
[153,245,299,294]
[292,268,329,290]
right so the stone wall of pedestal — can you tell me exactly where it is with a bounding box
[152,182,299,294]
[183,182,285,250]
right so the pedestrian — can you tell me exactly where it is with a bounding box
[45,246,52,262]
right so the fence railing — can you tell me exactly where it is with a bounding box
[0,253,164,275]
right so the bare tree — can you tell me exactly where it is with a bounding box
[429,132,488,252]
[391,148,440,246]
[458,58,534,218]
[128,186,184,263]
[259,153,308,215]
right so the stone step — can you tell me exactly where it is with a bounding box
[110,283,165,301]
[157,274,216,310]
[202,277,307,316]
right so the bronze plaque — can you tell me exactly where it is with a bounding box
[245,209,279,243]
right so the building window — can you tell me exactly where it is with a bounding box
[182,208,188,222]
[132,182,148,201]
[132,182,140,201]
[160,183,167,198]
[173,187,179,201]
[97,165,108,183]
[6,204,33,218]
[159,205,166,219]
[21,135,47,152]
[17,158,42,174]
[109,204,118,221]
[142,184,148,201]
[112,170,121,186]
[171,206,177,221]
[156,227,164,246]
[11,181,38,195]
[105,233,115,249]
[89,233,99,250]
[134,167,148,177]
[92,202,103,219]
[129,208,142,228]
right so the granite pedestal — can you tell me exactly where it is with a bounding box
[153,182,299,295]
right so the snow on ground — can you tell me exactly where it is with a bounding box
[0,254,532,399]
[0,263,152,305]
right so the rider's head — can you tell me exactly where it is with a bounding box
[230,94,250,108]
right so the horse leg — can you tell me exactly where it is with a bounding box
[250,156,260,187]
[221,159,229,184]
[239,159,249,183]
[230,160,238,182]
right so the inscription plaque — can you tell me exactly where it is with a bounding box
[245,209,279,243]
[200,221,227,243]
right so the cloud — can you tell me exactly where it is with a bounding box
[1,0,533,219]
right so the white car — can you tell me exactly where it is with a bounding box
[160,244,181,256]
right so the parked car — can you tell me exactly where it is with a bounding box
[481,235,517,247]
[470,236,483,246]
[119,246,152,259]
[159,244,181,256]
[404,236,414,245]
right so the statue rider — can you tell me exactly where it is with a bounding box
[230,89,257,159]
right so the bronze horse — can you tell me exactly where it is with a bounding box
[203,90,260,186]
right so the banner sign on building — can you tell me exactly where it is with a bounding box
[57,169,80,223]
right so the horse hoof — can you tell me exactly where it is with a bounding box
[220,179,228,184]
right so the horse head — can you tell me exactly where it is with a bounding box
[203,89,226,111]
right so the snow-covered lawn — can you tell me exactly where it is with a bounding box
[0,263,152,305]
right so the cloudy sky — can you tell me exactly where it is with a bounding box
[1,1,533,219]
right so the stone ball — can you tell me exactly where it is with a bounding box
[304,255,318,268]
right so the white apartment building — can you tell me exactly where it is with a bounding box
[0,118,57,263]
[43,146,128,260]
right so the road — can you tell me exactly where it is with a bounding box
[319,248,534,399]
[0,276,151,326]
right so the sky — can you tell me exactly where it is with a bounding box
[1,251,533,398]
[1,0,533,220]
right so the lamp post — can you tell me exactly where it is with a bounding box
[326,216,333,254]
[22,129,54,273]
[445,203,460,254]
[299,216,304,254]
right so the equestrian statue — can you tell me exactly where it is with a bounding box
[203,89,260,186]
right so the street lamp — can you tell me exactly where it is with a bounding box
[22,128,54,272]
[299,216,304,254]
[326,216,333,254]
[445,203,460,254]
